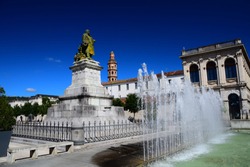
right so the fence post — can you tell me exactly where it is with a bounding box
[121,120,123,138]
[99,121,101,141]
[109,121,111,139]
[88,121,91,143]
[71,122,85,145]
[83,122,85,145]
[57,122,60,141]
[49,122,52,140]
[104,121,106,140]
[118,120,120,138]
[94,121,96,142]
[62,122,64,141]
[53,122,56,141]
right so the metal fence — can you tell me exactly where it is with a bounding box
[83,120,143,144]
[12,122,72,142]
[12,120,143,144]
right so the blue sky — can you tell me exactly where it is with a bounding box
[1,0,250,96]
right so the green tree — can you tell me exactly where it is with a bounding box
[21,102,32,116]
[32,102,39,116]
[0,87,5,95]
[13,105,22,117]
[124,94,140,118]
[112,98,124,107]
[39,97,52,116]
[0,87,15,131]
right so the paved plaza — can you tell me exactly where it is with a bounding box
[0,135,144,167]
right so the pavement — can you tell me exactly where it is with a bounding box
[0,135,144,167]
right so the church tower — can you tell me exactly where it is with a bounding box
[108,51,117,82]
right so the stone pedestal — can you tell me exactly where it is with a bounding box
[46,59,124,126]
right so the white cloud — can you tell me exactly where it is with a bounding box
[54,59,62,63]
[47,57,54,61]
[26,88,36,92]
[46,57,62,63]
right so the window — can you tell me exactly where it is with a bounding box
[206,61,217,81]
[118,85,121,91]
[135,82,138,89]
[126,84,129,90]
[190,64,200,83]
[168,79,171,84]
[225,58,237,79]
[228,93,240,119]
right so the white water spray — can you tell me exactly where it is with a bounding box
[138,64,224,162]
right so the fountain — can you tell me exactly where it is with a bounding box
[137,63,224,163]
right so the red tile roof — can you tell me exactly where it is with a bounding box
[102,70,183,85]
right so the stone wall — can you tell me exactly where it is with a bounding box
[230,120,250,130]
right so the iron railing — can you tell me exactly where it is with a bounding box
[12,122,72,142]
[83,120,143,144]
[12,120,143,144]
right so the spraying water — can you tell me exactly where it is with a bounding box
[137,63,224,162]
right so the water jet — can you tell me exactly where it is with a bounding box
[138,63,224,163]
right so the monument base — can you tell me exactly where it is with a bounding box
[46,59,125,126]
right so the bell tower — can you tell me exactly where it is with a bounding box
[108,51,117,82]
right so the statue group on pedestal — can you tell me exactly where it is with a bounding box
[74,29,95,62]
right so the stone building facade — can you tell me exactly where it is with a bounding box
[180,39,250,121]
[9,94,58,107]
[102,70,184,99]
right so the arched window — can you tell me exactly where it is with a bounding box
[206,61,217,81]
[190,64,199,83]
[225,58,237,79]
[228,93,240,119]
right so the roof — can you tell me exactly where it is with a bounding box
[179,39,250,68]
[102,70,183,86]
[29,94,59,100]
[31,94,59,98]
[180,39,243,58]
[8,94,59,102]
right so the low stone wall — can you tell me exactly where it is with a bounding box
[7,141,73,163]
[230,120,250,130]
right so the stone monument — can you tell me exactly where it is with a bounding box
[46,30,124,144]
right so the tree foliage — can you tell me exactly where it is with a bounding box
[12,97,52,117]
[13,105,21,117]
[124,93,140,118]
[0,87,15,131]
[22,102,32,116]
[40,97,52,115]
[112,98,124,107]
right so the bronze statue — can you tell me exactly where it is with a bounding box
[74,29,95,62]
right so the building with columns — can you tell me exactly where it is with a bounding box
[103,39,250,122]
[180,39,250,120]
